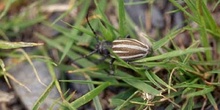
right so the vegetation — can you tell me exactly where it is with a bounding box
[0,0,220,109]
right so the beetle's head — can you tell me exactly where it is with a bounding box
[96,41,112,57]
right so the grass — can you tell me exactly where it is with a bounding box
[0,0,220,110]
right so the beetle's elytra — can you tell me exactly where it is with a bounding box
[111,38,152,60]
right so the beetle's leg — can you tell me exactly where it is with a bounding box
[95,56,108,63]
[109,58,115,74]
[125,35,131,38]
[74,49,98,61]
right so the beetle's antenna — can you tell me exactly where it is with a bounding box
[86,13,99,43]
[73,13,100,61]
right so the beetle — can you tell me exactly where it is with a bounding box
[75,13,152,73]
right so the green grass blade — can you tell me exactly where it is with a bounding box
[206,92,218,110]
[144,71,165,91]
[70,82,111,108]
[135,48,211,62]
[184,86,214,98]
[52,2,76,25]
[87,77,103,110]
[0,0,15,20]
[153,28,184,50]
[32,81,56,110]
[0,41,43,49]
[151,73,176,92]
[199,1,219,35]
[169,0,198,22]
[59,0,91,63]
[122,78,161,96]
[94,0,117,38]
[115,91,138,110]
[195,0,212,61]
[118,0,126,37]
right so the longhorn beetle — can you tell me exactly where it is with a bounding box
[75,13,152,74]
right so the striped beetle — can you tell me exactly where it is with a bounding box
[76,14,152,73]
[111,38,152,60]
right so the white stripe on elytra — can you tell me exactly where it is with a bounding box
[112,44,148,52]
[119,53,147,59]
[113,39,149,48]
[113,50,129,53]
